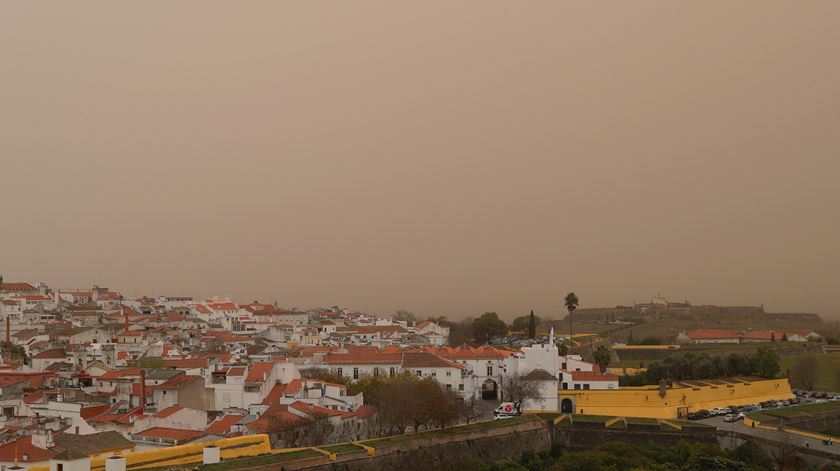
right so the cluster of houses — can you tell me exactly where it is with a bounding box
[678,328,821,344]
[0,277,617,469]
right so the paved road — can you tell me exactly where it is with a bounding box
[699,416,840,456]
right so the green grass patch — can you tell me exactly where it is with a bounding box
[761,401,840,417]
[571,414,612,423]
[626,417,660,425]
[821,429,840,438]
[198,449,322,471]
[746,412,775,422]
[781,352,840,392]
[361,416,536,448]
[322,443,362,454]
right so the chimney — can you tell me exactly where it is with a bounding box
[139,369,146,410]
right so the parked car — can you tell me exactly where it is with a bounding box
[494,402,522,419]
[723,413,744,423]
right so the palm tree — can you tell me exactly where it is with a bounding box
[564,292,579,352]
[593,344,611,374]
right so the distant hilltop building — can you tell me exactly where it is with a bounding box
[678,328,822,344]
[634,294,691,311]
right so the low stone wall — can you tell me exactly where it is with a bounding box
[551,423,717,449]
[237,419,551,471]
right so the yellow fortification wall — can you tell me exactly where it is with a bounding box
[560,378,793,419]
[27,434,276,471]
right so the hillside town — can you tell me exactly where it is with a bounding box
[0,277,631,469]
[4,277,838,470]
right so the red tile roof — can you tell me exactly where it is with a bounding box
[1,282,35,291]
[262,383,287,405]
[80,404,111,419]
[153,406,184,418]
[324,352,401,365]
[155,375,201,389]
[568,371,618,382]
[246,405,305,433]
[226,367,245,377]
[349,405,378,420]
[685,329,740,340]
[97,368,142,380]
[401,351,464,369]
[0,435,55,462]
[33,348,68,359]
[246,362,274,382]
[207,415,244,435]
[136,427,207,442]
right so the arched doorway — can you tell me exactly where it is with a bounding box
[561,398,574,413]
[481,379,498,400]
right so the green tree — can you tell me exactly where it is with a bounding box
[472,312,508,344]
[593,344,611,374]
[510,315,531,333]
[393,310,417,324]
[755,347,780,378]
[564,292,579,351]
[528,310,537,339]
[557,342,570,356]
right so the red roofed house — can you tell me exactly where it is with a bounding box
[132,406,209,433]
[130,427,215,450]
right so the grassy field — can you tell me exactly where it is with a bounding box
[780,352,840,392]
[615,342,820,369]
[361,416,537,447]
[322,443,363,454]
[570,414,613,423]
[198,450,322,471]
[747,401,840,422]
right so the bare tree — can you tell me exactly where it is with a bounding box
[768,431,801,471]
[268,412,335,448]
[793,357,818,390]
[393,310,417,324]
[503,375,541,404]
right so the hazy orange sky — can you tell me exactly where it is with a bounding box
[2,2,839,320]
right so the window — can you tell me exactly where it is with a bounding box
[445,384,451,390]
[459,384,464,391]
[431,372,436,377]
[562,383,568,390]
[416,370,422,376]
[575,368,581,371]
[583,384,590,390]
[574,384,581,390]
[373,367,379,376]
[446,371,451,377]
[353,368,359,379]
[56,463,64,471]
[561,362,567,370]
[337,368,343,377]
[389,367,395,377]
[486,365,493,376]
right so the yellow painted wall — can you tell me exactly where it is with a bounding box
[559,378,793,419]
[26,434,276,471]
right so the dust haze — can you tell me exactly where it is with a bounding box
[1,2,839,320]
